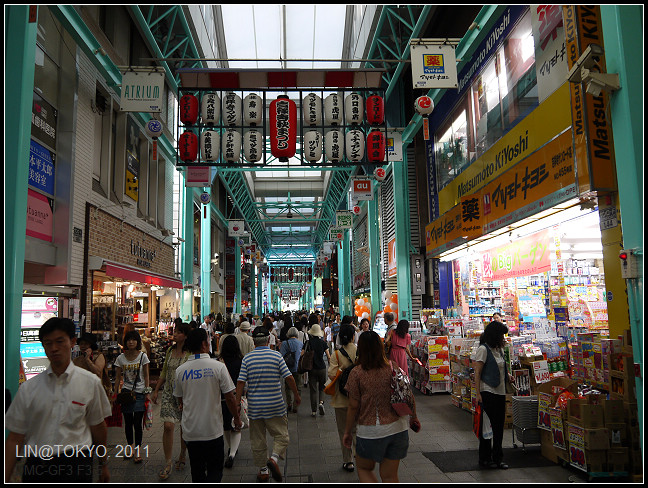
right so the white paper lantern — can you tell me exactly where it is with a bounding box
[243,130,263,163]
[374,166,387,181]
[223,92,242,126]
[324,93,342,126]
[325,130,344,162]
[243,93,263,126]
[345,92,364,125]
[303,93,322,126]
[201,92,220,125]
[345,129,365,162]
[303,130,322,162]
[200,130,220,162]
[222,130,241,163]
[414,95,435,115]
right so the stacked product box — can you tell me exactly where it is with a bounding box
[566,396,608,472]
[426,336,451,393]
[536,378,579,463]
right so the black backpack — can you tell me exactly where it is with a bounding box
[283,348,296,369]
[337,347,357,397]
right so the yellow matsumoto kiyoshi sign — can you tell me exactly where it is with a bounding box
[438,82,572,215]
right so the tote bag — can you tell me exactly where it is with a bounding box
[390,361,414,416]
[297,340,314,374]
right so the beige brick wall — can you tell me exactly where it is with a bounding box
[85,206,176,318]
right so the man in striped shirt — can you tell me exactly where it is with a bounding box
[236,327,301,482]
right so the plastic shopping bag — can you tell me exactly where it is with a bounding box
[144,398,153,430]
[482,409,493,439]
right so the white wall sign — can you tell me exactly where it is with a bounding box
[531,5,569,103]
[410,42,458,89]
[120,70,165,113]
[386,130,403,162]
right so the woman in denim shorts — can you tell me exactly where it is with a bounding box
[342,331,420,482]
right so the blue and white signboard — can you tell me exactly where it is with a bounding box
[29,138,55,196]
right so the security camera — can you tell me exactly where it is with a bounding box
[567,44,604,84]
[567,43,620,96]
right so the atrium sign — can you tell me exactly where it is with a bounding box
[121,69,165,113]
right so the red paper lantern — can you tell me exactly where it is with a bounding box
[367,130,386,162]
[179,131,198,162]
[366,95,384,126]
[180,94,199,125]
[270,96,297,161]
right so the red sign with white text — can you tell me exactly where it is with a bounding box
[482,229,552,281]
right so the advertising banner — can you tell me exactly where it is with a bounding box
[29,139,55,196]
[532,5,569,103]
[26,189,54,242]
[387,237,397,278]
[481,228,552,281]
[185,166,211,187]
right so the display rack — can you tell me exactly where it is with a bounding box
[92,294,116,338]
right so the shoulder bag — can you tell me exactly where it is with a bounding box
[324,351,343,395]
[390,360,414,416]
[116,353,143,406]
[297,338,314,374]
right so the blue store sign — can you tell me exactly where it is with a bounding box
[29,138,55,196]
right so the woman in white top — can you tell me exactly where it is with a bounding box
[473,321,514,470]
[114,330,151,463]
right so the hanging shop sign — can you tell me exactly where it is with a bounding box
[32,92,57,149]
[125,116,140,201]
[185,166,211,187]
[388,237,397,278]
[481,228,552,281]
[410,42,458,90]
[228,220,246,237]
[336,211,354,229]
[329,227,344,241]
[270,96,297,161]
[29,139,55,196]
[26,188,53,242]
[352,178,373,201]
[563,5,617,193]
[120,69,165,113]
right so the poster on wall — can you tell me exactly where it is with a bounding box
[388,237,397,278]
[26,189,54,242]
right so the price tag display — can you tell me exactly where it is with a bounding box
[533,360,551,384]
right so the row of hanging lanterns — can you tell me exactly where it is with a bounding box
[269,266,313,283]
[178,91,386,164]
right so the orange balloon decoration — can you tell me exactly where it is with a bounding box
[384,305,393,313]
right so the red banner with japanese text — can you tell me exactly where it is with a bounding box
[481,229,552,281]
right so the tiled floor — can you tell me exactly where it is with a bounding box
[99,384,595,484]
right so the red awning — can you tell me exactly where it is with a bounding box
[104,261,183,289]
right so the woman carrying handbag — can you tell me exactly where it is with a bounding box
[114,330,151,463]
[473,320,514,470]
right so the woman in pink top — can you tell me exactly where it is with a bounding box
[342,331,420,483]
[385,320,416,377]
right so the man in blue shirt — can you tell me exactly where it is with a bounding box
[279,327,304,414]
[236,327,301,482]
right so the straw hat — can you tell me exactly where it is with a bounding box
[308,324,324,337]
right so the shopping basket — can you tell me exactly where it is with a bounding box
[511,395,540,450]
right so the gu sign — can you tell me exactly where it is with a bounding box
[352,179,373,201]
[121,70,165,113]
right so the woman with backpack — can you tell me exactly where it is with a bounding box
[279,327,304,414]
[306,324,330,417]
[327,324,358,472]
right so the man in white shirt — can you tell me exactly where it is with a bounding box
[5,318,112,483]
[174,328,241,482]
[236,321,255,356]
[200,313,215,355]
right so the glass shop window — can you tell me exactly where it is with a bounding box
[435,100,472,190]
